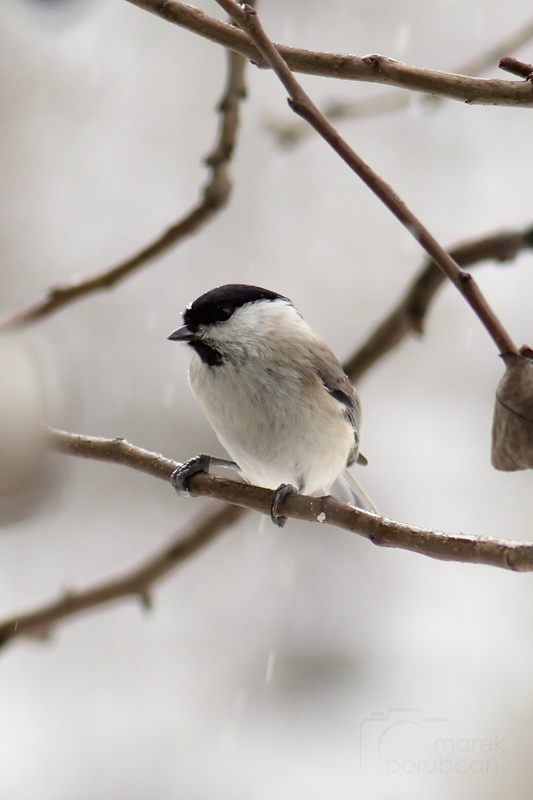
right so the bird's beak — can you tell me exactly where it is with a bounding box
[167,325,194,342]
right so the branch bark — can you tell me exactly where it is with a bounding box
[45,427,533,573]
[124,0,533,107]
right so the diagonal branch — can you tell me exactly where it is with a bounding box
[0,503,244,649]
[2,46,247,329]
[45,427,533,573]
[214,0,517,358]
[345,226,533,383]
[124,0,533,108]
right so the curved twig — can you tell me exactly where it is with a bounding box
[2,48,247,329]
[44,427,533,573]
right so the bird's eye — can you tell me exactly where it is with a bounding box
[217,306,234,322]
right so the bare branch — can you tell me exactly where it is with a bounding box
[44,427,533,573]
[215,0,517,357]
[49,428,177,480]
[2,47,247,329]
[268,15,533,146]
[0,503,244,649]
[124,0,533,108]
[345,226,533,383]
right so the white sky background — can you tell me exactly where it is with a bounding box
[0,0,532,797]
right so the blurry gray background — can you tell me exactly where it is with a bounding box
[0,0,532,797]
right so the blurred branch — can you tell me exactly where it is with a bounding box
[268,15,533,147]
[0,24,253,648]
[1,47,247,329]
[345,226,533,383]
[36,426,533,572]
[216,1,517,357]
[0,503,244,649]
[125,0,533,107]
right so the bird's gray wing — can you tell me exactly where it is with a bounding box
[315,367,366,467]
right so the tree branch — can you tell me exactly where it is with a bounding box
[124,0,533,108]
[345,226,533,383]
[1,46,247,329]
[43,427,533,573]
[268,15,533,146]
[214,0,517,357]
[0,503,244,649]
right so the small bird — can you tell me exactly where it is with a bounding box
[168,284,375,525]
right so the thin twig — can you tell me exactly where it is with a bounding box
[125,0,533,108]
[0,503,244,649]
[41,427,533,573]
[214,0,517,357]
[268,15,533,146]
[1,47,247,329]
[345,226,533,383]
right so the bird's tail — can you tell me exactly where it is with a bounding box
[338,467,379,514]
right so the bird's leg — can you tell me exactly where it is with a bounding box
[171,454,239,498]
[270,483,297,528]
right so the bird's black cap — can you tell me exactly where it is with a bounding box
[183,284,289,331]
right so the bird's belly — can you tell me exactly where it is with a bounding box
[190,360,353,494]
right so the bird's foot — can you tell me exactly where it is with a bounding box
[171,454,239,497]
[270,483,296,528]
[171,454,212,497]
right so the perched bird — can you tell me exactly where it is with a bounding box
[168,284,375,525]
